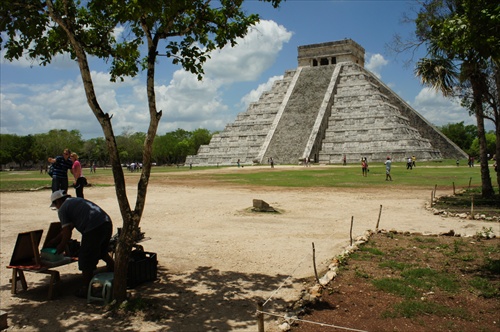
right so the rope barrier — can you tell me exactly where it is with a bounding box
[261,252,312,307]
[256,310,369,332]
[257,242,370,332]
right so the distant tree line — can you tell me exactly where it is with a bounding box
[1,122,495,169]
[438,122,496,158]
[0,128,213,169]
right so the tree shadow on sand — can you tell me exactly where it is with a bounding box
[3,265,303,331]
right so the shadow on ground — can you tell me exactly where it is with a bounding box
[3,265,300,331]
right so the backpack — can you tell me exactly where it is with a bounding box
[48,163,54,177]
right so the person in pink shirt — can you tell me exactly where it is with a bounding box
[70,153,87,198]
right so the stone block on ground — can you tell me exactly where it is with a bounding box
[252,199,277,212]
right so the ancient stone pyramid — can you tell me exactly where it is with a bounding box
[186,39,466,166]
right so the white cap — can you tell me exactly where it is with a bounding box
[50,190,67,207]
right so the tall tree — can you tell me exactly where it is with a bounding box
[82,137,108,166]
[1,0,283,302]
[439,122,477,154]
[190,128,213,154]
[414,0,499,197]
[0,134,35,167]
[34,129,84,164]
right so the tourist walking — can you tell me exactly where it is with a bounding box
[361,158,368,177]
[406,157,413,170]
[385,157,393,181]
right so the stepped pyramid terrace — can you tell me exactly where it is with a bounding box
[185,39,467,166]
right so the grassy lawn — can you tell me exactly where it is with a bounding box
[213,162,488,189]
[0,159,497,192]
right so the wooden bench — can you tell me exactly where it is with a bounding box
[8,262,74,300]
[7,225,77,300]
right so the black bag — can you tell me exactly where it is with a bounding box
[48,163,54,177]
[66,239,80,257]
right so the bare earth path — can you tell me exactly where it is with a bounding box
[1,166,498,331]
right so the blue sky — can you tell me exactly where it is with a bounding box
[0,0,480,140]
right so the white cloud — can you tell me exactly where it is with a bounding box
[240,75,283,109]
[205,20,292,83]
[153,70,230,134]
[0,20,292,138]
[411,87,474,127]
[0,72,143,138]
[112,26,125,41]
[1,48,77,70]
[365,53,388,79]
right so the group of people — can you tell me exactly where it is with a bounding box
[48,148,86,198]
[359,156,393,181]
[47,148,114,298]
[406,156,416,170]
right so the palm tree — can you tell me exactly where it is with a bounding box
[414,7,495,197]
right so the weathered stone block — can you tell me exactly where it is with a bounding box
[252,199,276,212]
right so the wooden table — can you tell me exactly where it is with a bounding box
[8,258,77,300]
[7,227,77,300]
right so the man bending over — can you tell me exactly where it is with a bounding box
[49,190,114,297]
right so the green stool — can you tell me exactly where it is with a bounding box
[87,272,114,305]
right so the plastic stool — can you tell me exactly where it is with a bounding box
[87,272,114,305]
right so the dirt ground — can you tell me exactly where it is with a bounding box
[0,166,498,331]
[292,232,500,332]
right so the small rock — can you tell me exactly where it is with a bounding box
[278,322,291,331]
[309,284,322,297]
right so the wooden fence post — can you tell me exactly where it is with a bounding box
[257,302,264,332]
[375,205,382,230]
[312,242,319,284]
[350,216,354,246]
[470,195,474,217]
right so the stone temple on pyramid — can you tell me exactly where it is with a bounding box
[185,39,467,166]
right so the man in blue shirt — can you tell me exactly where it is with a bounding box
[48,148,73,193]
[49,190,114,297]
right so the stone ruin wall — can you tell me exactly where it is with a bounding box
[298,39,365,68]
[369,75,468,160]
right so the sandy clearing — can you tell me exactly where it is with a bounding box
[1,171,497,331]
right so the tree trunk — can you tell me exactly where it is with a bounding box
[113,212,139,301]
[494,60,500,194]
[470,73,494,198]
[495,123,500,195]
